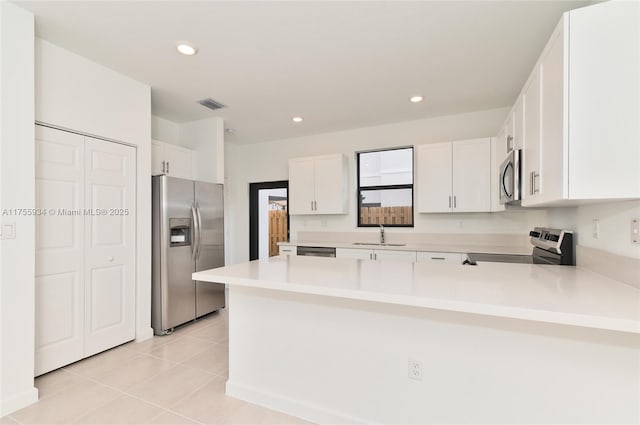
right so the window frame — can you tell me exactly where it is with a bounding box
[356,146,414,228]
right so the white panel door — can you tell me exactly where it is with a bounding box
[84,137,136,356]
[452,139,491,212]
[35,125,86,376]
[288,157,315,214]
[417,143,452,213]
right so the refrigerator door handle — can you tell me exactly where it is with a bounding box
[191,203,199,261]
[195,202,203,260]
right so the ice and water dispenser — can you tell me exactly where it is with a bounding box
[169,218,191,247]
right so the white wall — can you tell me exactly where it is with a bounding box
[573,201,639,258]
[225,107,538,264]
[180,117,225,184]
[151,115,180,146]
[35,38,153,346]
[0,2,38,415]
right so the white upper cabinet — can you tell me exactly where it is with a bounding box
[151,140,193,180]
[417,142,452,213]
[521,1,639,206]
[522,68,541,202]
[289,153,348,215]
[417,138,491,213]
[512,96,524,151]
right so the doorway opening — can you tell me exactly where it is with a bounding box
[249,181,289,260]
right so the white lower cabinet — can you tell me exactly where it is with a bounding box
[416,251,464,264]
[279,245,295,255]
[336,248,416,261]
[35,125,137,376]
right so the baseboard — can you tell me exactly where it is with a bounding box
[135,326,154,342]
[1,387,38,417]
[226,379,371,425]
[577,245,640,289]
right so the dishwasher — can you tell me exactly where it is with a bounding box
[296,246,336,257]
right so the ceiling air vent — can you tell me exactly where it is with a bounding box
[197,98,226,111]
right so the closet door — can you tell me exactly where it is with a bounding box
[83,137,136,356]
[35,126,85,376]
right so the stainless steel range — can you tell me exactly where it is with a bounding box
[466,227,574,266]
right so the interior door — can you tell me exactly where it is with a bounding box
[83,137,136,357]
[194,181,225,317]
[34,125,86,376]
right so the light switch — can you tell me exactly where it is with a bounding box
[592,219,599,239]
[631,219,639,245]
[1,223,15,239]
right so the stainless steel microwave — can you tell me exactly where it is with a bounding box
[499,149,522,204]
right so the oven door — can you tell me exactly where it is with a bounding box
[499,149,521,204]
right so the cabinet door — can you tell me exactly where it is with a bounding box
[452,139,491,212]
[503,112,514,152]
[84,138,136,357]
[314,155,347,214]
[279,245,296,255]
[416,251,463,264]
[35,126,86,376]
[289,157,316,214]
[417,143,452,213]
[512,97,524,150]
[374,250,416,262]
[151,141,165,176]
[538,24,566,204]
[336,248,373,260]
[522,70,541,204]
[164,144,193,180]
[490,137,506,212]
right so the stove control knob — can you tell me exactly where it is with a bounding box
[547,234,560,242]
[529,231,541,238]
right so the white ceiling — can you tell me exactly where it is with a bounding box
[16,0,591,144]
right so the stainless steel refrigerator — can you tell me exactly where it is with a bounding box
[152,175,225,335]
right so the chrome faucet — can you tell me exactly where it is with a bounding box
[379,224,385,244]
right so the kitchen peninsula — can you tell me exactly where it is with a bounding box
[194,256,640,424]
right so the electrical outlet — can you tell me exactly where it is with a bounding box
[631,219,639,245]
[592,219,600,239]
[408,359,422,381]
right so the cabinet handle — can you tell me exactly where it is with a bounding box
[369,253,372,260]
[533,172,539,194]
[449,196,452,208]
[431,257,446,260]
[453,196,457,208]
[310,201,314,211]
[166,161,170,174]
[529,171,534,195]
[507,135,513,151]
[161,161,166,173]
[314,201,317,211]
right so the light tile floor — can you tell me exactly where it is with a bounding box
[3,309,312,425]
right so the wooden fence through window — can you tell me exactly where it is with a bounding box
[269,210,288,256]
[360,206,412,225]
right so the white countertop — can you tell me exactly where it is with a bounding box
[194,256,640,334]
[278,240,532,255]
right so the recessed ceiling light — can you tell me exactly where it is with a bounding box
[176,42,198,56]
[292,116,303,123]
[410,95,423,103]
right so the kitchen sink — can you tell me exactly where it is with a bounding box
[352,242,406,247]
